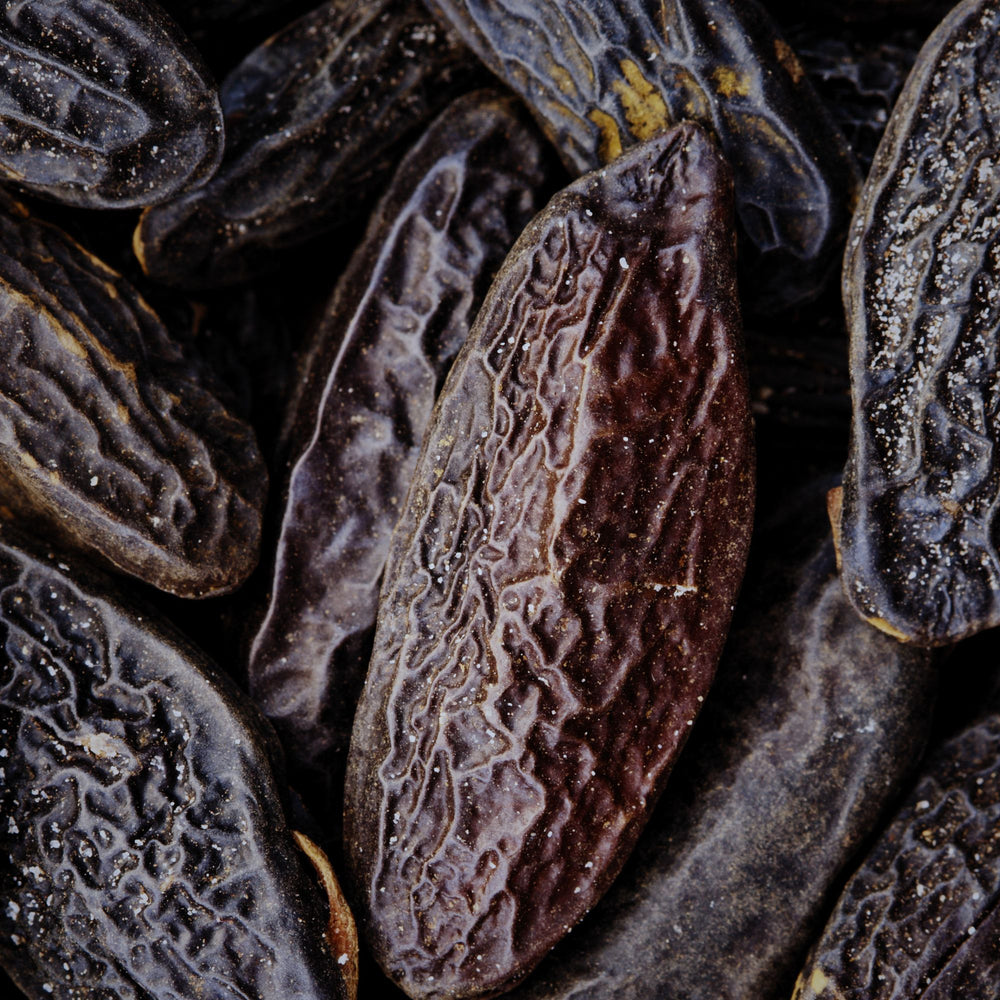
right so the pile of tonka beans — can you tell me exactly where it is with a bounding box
[2,2,999,999]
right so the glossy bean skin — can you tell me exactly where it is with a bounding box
[344,122,754,1000]
[0,194,266,598]
[503,479,936,1000]
[835,0,1000,645]
[422,0,860,306]
[0,0,222,209]
[247,91,556,819]
[134,0,482,287]
[793,676,1000,999]
[0,528,354,1000]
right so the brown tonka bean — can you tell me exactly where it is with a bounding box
[344,123,754,1000]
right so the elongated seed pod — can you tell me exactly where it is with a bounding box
[422,0,860,298]
[247,91,555,814]
[0,194,266,598]
[345,122,754,1000]
[835,0,1000,645]
[0,527,355,1000]
[0,0,223,209]
[793,675,1000,999]
[504,480,936,1000]
[134,0,481,287]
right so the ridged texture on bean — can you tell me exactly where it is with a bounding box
[504,482,936,1000]
[422,0,859,274]
[248,91,554,806]
[0,0,222,209]
[345,122,754,1000]
[793,696,1000,999]
[837,0,1000,645]
[134,0,481,287]
[0,195,266,597]
[0,529,352,1000]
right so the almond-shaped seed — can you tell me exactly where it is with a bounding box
[793,662,1000,999]
[0,526,354,1000]
[837,0,1000,645]
[134,0,482,287]
[345,122,754,1000]
[0,194,266,598]
[0,0,223,209]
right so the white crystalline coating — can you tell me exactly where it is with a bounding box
[841,0,1000,644]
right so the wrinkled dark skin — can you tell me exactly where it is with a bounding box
[134,0,482,287]
[836,0,1000,646]
[0,194,266,598]
[0,528,352,1000]
[344,123,754,1000]
[793,678,1000,998]
[248,91,556,824]
[0,0,222,209]
[422,0,860,308]
[503,478,936,1000]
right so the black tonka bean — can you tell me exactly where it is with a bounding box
[0,0,223,209]
[0,527,355,1000]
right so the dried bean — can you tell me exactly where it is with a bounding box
[793,674,1000,999]
[835,0,1000,645]
[0,0,222,209]
[248,90,555,815]
[345,122,754,1000]
[0,193,266,598]
[0,527,355,1000]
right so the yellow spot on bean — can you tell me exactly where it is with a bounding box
[711,66,751,98]
[866,616,911,643]
[588,109,623,162]
[548,60,578,98]
[774,38,804,85]
[613,60,671,141]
